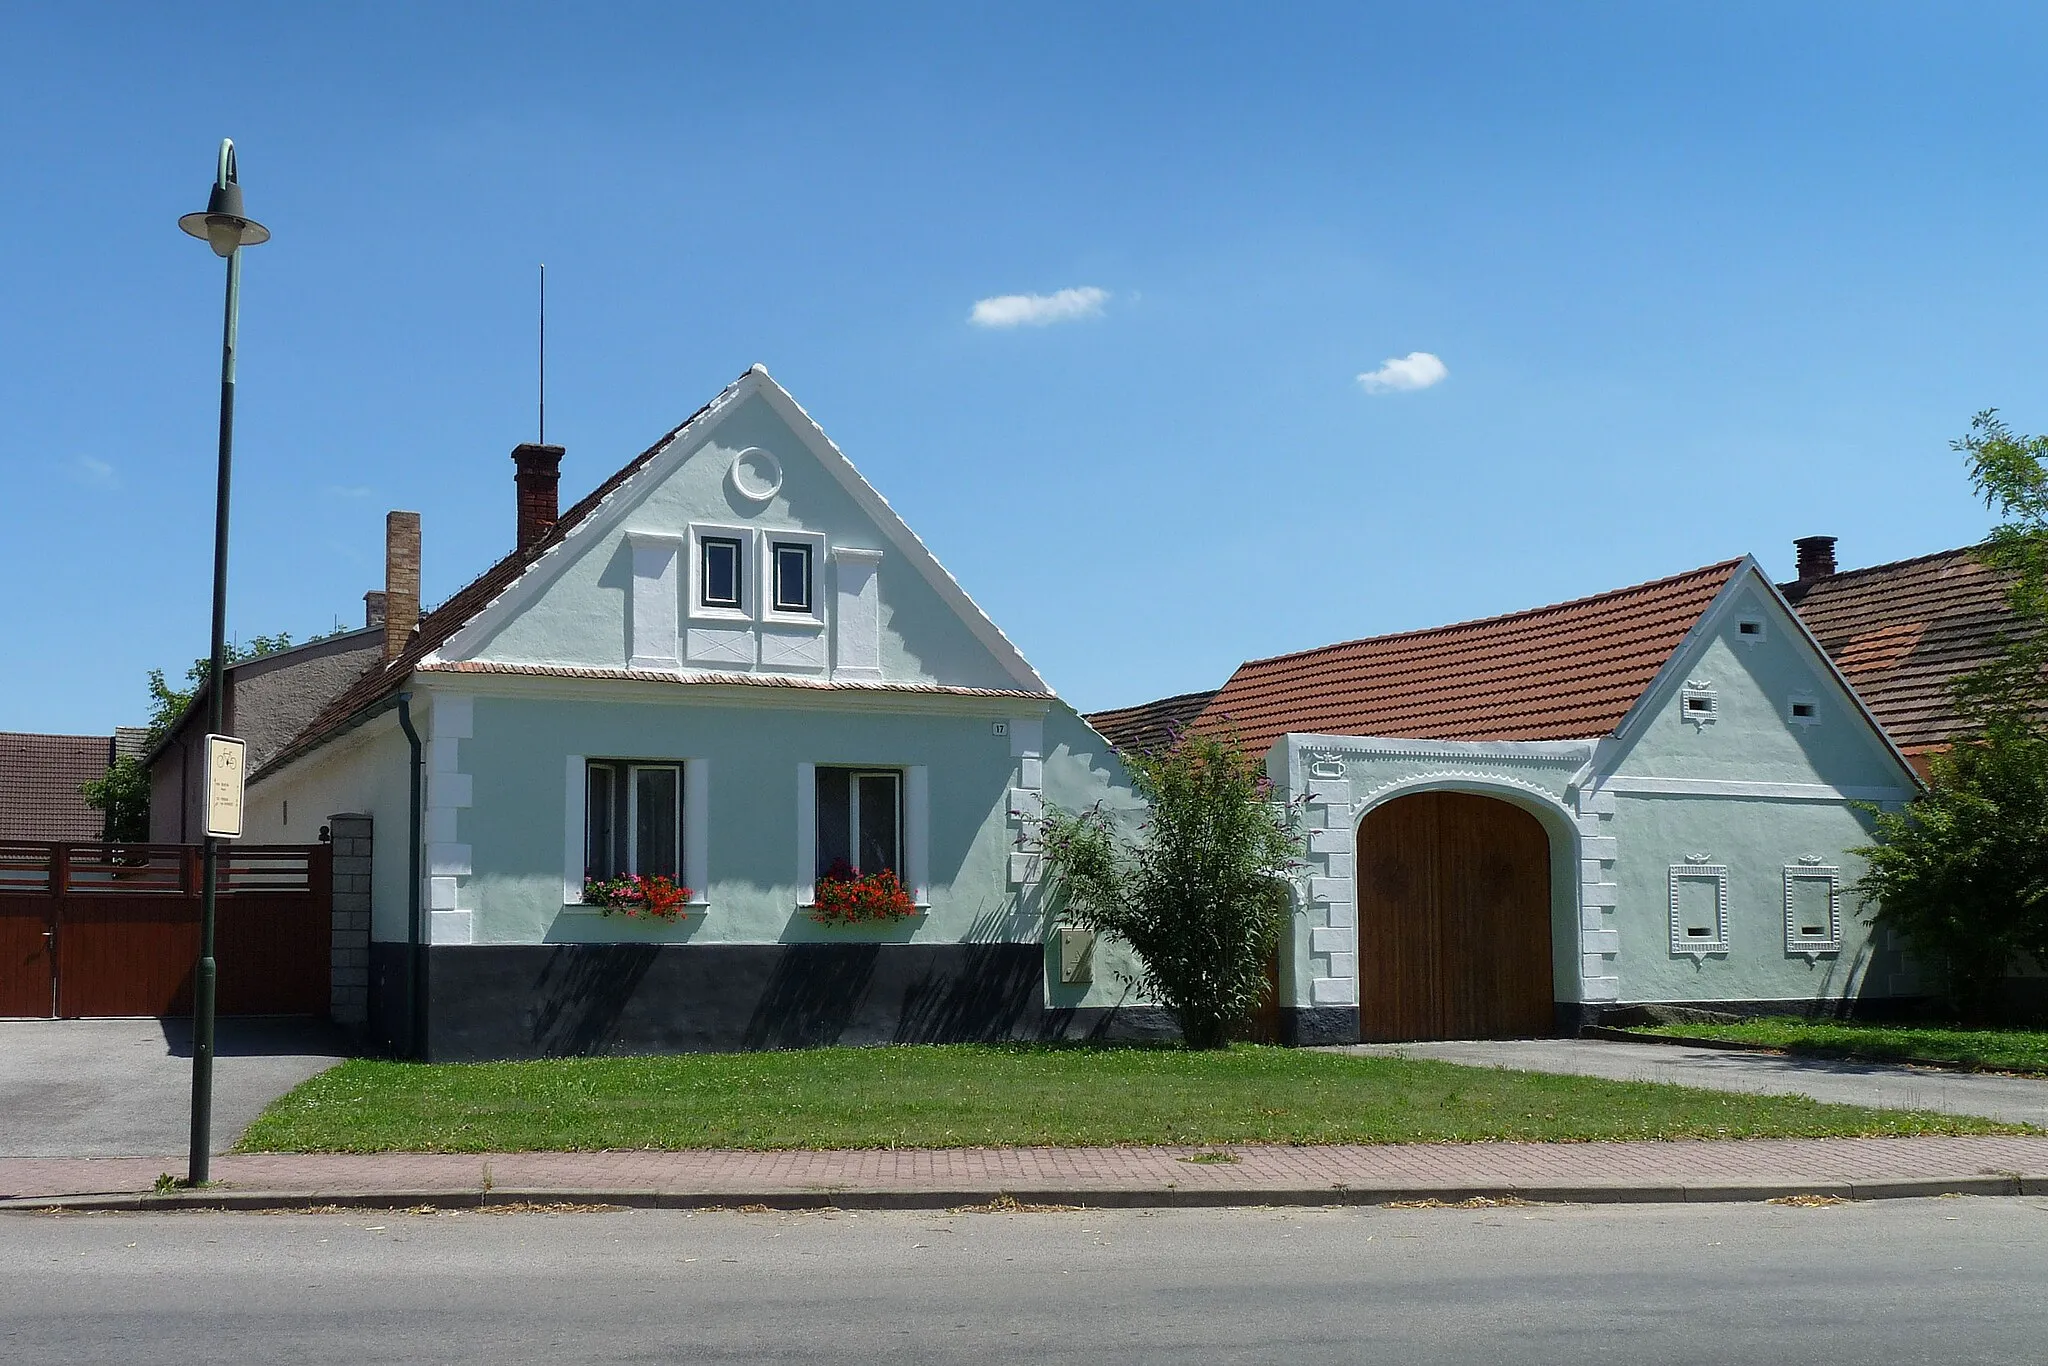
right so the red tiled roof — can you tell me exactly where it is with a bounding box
[1782,545,2025,751]
[0,732,111,841]
[1084,690,1218,753]
[260,381,740,776]
[1192,560,1745,756]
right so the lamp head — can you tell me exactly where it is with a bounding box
[179,139,270,257]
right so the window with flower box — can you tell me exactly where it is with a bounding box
[816,767,901,877]
[585,760,681,881]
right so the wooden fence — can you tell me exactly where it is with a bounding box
[0,842,331,1018]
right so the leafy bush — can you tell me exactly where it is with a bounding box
[1040,729,1303,1049]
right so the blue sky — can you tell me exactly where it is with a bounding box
[5,3,2047,733]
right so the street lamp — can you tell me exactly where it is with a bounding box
[178,139,268,1187]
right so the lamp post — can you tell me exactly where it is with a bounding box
[178,139,268,1187]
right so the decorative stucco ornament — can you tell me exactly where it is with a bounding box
[728,446,784,503]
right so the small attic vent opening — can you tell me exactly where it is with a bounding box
[1792,702,1817,719]
[1736,618,1766,644]
[1686,697,1713,713]
[1680,685,1719,727]
[1789,695,1821,726]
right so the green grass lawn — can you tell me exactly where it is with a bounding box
[1621,1018,2048,1075]
[236,1043,2031,1153]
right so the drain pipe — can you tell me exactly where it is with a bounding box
[396,692,425,1060]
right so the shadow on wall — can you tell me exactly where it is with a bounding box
[743,944,883,1048]
[892,944,1041,1043]
[528,943,663,1055]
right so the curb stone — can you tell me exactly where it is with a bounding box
[5,1175,2042,1215]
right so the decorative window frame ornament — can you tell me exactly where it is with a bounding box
[685,522,759,625]
[761,528,828,630]
[1787,692,1821,727]
[1679,680,1719,728]
[1307,750,1346,780]
[1783,857,1843,958]
[1669,855,1731,958]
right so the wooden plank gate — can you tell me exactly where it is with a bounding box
[0,842,331,1018]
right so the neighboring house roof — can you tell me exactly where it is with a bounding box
[144,626,385,771]
[1188,560,1746,756]
[1084,689,1218,753]
[1781,544,2022,752]
[263,367,1054,779]
[0,732,111,841]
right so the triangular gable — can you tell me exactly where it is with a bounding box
[431,366,1047,692]
[1597,557,1919,785]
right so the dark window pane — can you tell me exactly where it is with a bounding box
[585,763,621,880]
[816,767,852,875]
[702,538,741,608]
[634,766,680,879]
[773,544,812,612]
[857,774,901,874]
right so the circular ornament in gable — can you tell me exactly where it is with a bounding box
[729,447,784,503]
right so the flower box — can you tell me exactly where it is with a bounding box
[809,862,918,926]
[581,872,693,921]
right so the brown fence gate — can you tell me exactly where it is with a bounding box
[0,843,331,1018]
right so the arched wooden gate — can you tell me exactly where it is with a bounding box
[1355,791,1554,1041]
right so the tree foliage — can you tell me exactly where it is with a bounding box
[1040,729,1303,1049]
[79,632,303,842]
[1855,411,2048,1019]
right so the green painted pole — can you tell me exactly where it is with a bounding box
[188,240,240,1188]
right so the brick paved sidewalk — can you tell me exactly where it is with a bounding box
[6,1136,2048,1209]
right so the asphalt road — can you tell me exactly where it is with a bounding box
[4,1198,2045,1364]
[1339,1038,2048,1126]
[0,1018,346,1156]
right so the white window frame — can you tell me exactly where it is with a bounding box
[1783,864,1842,956]
[687,523,759,624]
[761,528,827,629]
[1668,863,1730,957]
[565,755,709,908]
[797,761,928,905]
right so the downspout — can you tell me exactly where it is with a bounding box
[396,693,425,1060]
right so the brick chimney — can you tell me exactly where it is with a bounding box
[1794,535,1839,583]
[512,443,565,551]
[384,511,421,661]
[362,591,387,630]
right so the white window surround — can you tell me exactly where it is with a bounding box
[832,546,884,681]
[761,528,827,630]
[795,760,929,906]
[1668,862,1730,957]
[1788,693,1821,727]
[1735,616,1767,645]
[561,754,710,909]
[1784,863,1843,955]
[1679,681,1718,728]
[686,522,760,624]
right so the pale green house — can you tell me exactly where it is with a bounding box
[246,368,1148,1058]
[1093,559,1924,1043]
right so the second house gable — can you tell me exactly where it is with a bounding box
[438,369,1044,695]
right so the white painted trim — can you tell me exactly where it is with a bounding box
[1669,863,1731,957]
[795,762,816,904]
[760,527,828,628]
[684,522,758,623]
[403,668,1049,718]
[1284,732,1597,767]
[684,757,710,905]
[563,754,586,904]
[1596,775,1912,803]
[905,764,930,905]
[832,546,885,682]
[1783,863,1843,956]
[625,530,682,670]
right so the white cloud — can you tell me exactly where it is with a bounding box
[1356,351,1448,394]
[969,286,1109,328]
[69,455,119,489]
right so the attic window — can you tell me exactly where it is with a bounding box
[772,542,814,614]
[700,537,743,610]
[1789,695,1821,726]
[1736,618,1766,644]
[1680,684,1718,727]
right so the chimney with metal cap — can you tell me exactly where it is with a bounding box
[513,443,564,551]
